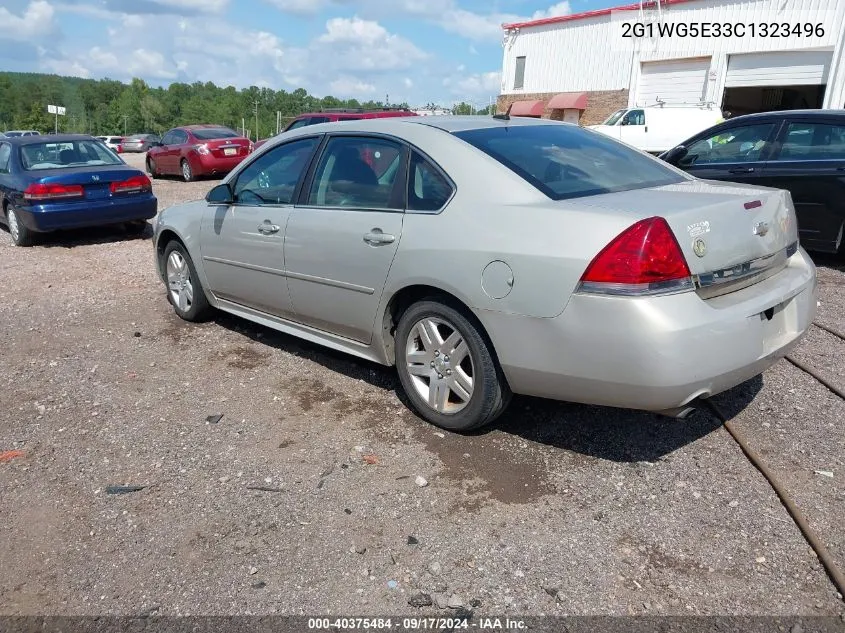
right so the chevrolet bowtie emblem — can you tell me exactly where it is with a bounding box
[753,222,769,237]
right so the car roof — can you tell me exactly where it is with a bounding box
[5,133,98,145]
[723,109,845,123]
[284,115,561,137]
[179,124,233,130]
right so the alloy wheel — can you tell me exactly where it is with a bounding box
[166,250,194,313]
[404,317,474,414]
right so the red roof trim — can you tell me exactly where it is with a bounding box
[502,0,698,31]
[548,92,588,110]
[510,100,546,116]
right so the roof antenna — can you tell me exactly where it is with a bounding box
[493,102,512,121]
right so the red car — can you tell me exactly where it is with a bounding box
[146,125,253,182]
[253,108,418,150]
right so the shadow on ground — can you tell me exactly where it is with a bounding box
[207,310,763,465]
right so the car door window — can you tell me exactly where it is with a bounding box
[407,151,454,212]
[681,123,776,166]
[161,131,175,145]
[774,122,845,161]
[172,130,188,145]
[621,109,645,126]
[0,143,11,173]
[306,136,403,209]
[233,137,318,206]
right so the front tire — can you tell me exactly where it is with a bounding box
[163,241,211,322]
[5,204,34,247]
[395,299,510,432]
[181,159,194,182]
[147,157,159,179]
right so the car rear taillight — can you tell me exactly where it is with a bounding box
[110,174,152,194]
[578,216,693,296]
[24,183,84,201]
[194,144,210,155]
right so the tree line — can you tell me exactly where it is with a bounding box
[0,72,415,139]
[0,72,494,140]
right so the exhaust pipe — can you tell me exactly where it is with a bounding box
[653,405,698,419]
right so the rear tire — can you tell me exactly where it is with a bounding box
[394,299,511,432]
[5,204,35,247]
[163,241,211,322]
[181,159,194,182]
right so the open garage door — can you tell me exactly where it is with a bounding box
[636,58,710,107]
[723,51,831,116]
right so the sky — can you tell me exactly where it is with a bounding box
[0,0,620,107]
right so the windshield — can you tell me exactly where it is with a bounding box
[454,124,686,201]
[192,128,239,140]
[20,140,123,170]
[602,109,627,126]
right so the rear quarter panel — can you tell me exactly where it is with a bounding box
[379,124,643,320]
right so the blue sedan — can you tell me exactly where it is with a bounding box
[0,134,157,246]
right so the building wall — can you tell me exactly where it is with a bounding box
[500,0,845,109]
[496,89,629,125]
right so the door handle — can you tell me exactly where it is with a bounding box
[363,229,395,245]
[729,167,755,174]
[257,222,280,234]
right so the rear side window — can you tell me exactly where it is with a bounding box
[407,151,453,211]
[0,143,11,172]
[454,124,685,201]
[775,121,845,161]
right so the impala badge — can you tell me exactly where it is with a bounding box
[693,238,707,258]
[754,222,770,237]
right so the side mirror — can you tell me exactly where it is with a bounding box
[206,183,233,204]
[662,145,688,165]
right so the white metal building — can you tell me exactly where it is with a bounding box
[499,0,845,124]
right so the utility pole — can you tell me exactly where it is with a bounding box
[123,115,128,136]
[253,100,259,142]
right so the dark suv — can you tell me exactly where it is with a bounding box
[662,109,845,254]
[254,108,418,149]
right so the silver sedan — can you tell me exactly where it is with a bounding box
[153,116,817,431]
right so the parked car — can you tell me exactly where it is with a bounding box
[96,136,124,152]
[0,134,157,246]
[152,116,816,431]
[4,130,41,137]
[254,108,418,150]
[146,125,252,182]
[122,133,161,153]
[660,109,845,254]
[588,105,723,154]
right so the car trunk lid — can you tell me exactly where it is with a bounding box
[572,179,799,298]
[32,168,146,202]
[205,137,251,158]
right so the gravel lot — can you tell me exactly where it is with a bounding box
[1,152,844,617]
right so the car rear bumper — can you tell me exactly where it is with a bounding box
[480,247,818,413]
[192,153,247,176]
[16,196,158,232]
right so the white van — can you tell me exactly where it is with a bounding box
[588,105,723,154]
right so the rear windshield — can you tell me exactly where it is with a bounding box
[454,124,685,201]
[20,140,123,170]
[192,128,239,140]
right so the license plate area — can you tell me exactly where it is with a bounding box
[85,185,110,200]
[223,148,237,156]
[760,296,798,356]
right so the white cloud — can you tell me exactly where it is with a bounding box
[315,16,427,71]
[329,77,376,96]
[0,0,58,41]
[264,0,327,15]
[443,70,501,98]
[44,57,91,78]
